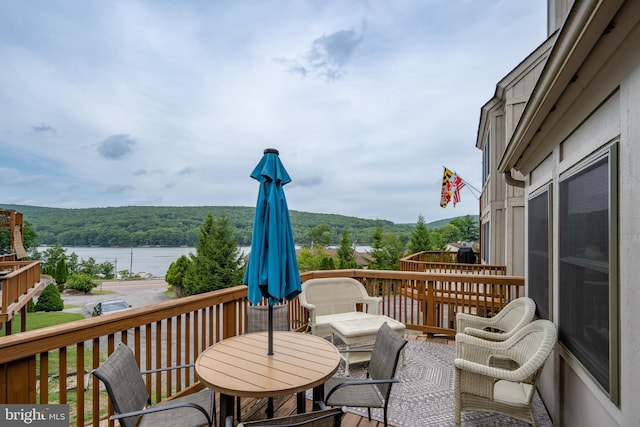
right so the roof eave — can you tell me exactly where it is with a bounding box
[498,0,624,173]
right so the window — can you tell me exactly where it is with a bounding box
[528,187,551,320]
[481,221,490,263]
[482,133,491,184]
[558,149,618,399]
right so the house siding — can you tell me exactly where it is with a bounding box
[491,1,640,425]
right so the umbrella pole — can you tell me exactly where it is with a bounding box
[268,305,274,355]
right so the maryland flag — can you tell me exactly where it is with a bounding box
[440,167,465,208]
[440,168,453,207]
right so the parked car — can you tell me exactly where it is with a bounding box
[92,299,132,316]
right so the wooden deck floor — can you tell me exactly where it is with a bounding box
[233,333,455,427]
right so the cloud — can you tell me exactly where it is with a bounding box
[283,26,364,81]
[177,167,196,176]
[97,134,136,160]
[289,176,322,188]
[0,167,49,186]
[101,184,134,194]
[0,1,547,223]
[32,123,57,134]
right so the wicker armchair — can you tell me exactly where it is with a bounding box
[299,277,382,338]
[455,297,536,341]
[453,319,557,426]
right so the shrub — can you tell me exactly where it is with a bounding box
[34,283,64,312]
[66,273,99,294]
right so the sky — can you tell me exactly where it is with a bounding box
[0,1,547,224]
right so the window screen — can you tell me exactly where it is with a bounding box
[559,156,609,392]
[528,189,550,320]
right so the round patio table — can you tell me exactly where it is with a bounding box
[195,331,340,425]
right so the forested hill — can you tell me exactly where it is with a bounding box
[2,204,474,247]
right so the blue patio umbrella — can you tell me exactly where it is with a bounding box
[243,148,301,355]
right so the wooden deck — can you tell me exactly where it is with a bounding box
[233,334,454,427]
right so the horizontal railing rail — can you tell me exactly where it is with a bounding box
[400,260,506,275]
[401,251,460,263]
[0,260,42,325]
[0,268,523,426]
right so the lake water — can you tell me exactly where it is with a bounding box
[38,246,211,278]
[38,246,371,278]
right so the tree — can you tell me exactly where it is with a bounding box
[367,224,404,270]
[66,273,99,294]
[78,257,100,276]
[449,215,479,242]
[40,244,68,273]
[319,256,336,270]
[337,228,357,269]
[54,257,69,290]
[34,283,64,312]
[407,215,432,255]
[166,255,192,297]
[98,261,115,279]
[183,214,245,296]
[307,224,333,248]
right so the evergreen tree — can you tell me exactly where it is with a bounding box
[337,228,357,269]
[183,214,245,296]
[319,256,336,270]
[407,215,431,255]
[367,223,404,270]
[166,255,192,296]
[54,257,69,290]
[34,283,64,312]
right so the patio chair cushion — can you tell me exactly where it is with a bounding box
[299,278,382,337]
[493,380,534,405]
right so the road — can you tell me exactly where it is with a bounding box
[62,279,170,317]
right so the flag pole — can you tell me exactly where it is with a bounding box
[442,166,481,200]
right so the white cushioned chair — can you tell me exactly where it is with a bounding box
[299,277,381,338]
[454,318,557,426]
[455,296,536,341]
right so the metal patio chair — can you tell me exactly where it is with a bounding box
[92,343,216,427]
[323,322,407,427]
[237,405,344,427]
[245,303,290,333]
[455,296,536,341]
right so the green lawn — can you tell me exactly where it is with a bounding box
[1,311,85,336]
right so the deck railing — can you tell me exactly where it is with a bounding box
[399,251,508,275]
[0,260,43,327]
[0,268,523,426]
